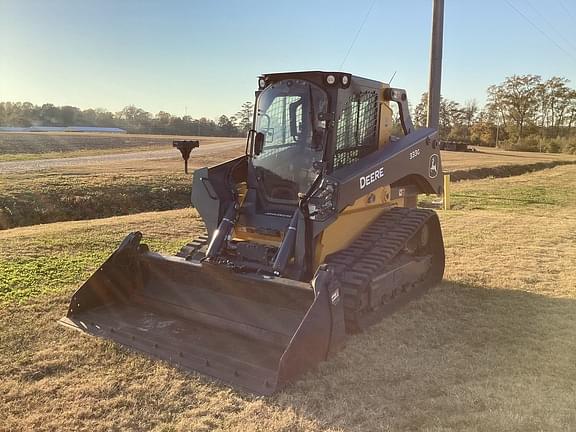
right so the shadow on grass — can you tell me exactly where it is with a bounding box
[276,280,576,431]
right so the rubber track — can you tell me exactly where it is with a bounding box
[177,234,209,260]
[325,207,443,332]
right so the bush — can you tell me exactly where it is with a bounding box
[563,138,576,154]
[543,139,561,153]
[501,135,540,152]
[498,133,576,154]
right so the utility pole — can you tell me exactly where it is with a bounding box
[427,0,444,130]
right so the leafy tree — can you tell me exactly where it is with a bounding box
[413,93,466,140]
[413,93,428,128]
[545,77,573,136]
[2,76,574,152]
[218,115,239,136]
[235,101,254,134]
[487,74,541,141]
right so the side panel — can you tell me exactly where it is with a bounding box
[332,128,443,211]
[313,185,422,266]
[314,185,392,265]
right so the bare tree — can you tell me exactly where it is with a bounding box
[462,99,478,138]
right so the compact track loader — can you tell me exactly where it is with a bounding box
[60,72,445,394]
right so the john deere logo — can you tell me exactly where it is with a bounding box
[429,154,439,178]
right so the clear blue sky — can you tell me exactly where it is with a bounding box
[1,0,575,119]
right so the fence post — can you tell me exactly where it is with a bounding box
[443,173,451,210]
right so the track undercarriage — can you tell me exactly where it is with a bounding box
[179,207,445,334]
[327,207,444,332]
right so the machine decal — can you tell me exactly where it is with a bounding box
[360,167,384,190]
[409,148,421,160]
[429,154,439,178]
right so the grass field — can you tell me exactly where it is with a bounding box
[1,131,575,165]
[0,132,242,161]
[1,164,574,431]
[443,146,576,171]
[0,146,244,229]
[2,139,575,230]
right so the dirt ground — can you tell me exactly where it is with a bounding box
[1,165,575,431]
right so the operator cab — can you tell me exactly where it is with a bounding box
[252,78,328,204]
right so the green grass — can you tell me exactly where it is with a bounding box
[0,211,201,304]
[0,253,106,303]
[450,166,576,210]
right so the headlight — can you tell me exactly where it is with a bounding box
[326,74,336,85]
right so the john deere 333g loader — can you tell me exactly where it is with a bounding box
[60,71,445,394]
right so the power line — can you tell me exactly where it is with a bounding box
[338,0,377,71]
[504,0,576,63]
[524,0,576,54]
[557,0,576,26]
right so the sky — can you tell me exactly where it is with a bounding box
[1,0,575,119]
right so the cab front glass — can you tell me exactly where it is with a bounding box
[252,79,328,203]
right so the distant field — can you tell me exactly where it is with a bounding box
[1,137,575,229]
[443,146,576,171]
[2,132,575,166]
[1,165,575,431]
[0,132,242,161]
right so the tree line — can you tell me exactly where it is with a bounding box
[412,75,576,153]
[1,74,575,153]
[0,101,255,137]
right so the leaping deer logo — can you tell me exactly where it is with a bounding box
[429,154,439,179]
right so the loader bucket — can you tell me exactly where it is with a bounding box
[59,232,345,395]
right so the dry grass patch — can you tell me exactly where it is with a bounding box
[1,166,575,431]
